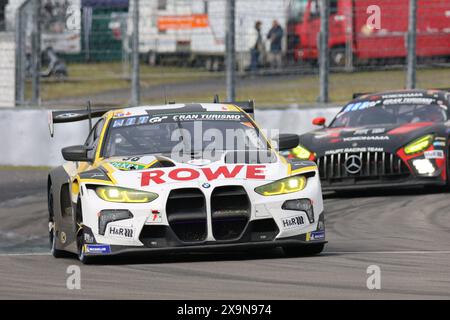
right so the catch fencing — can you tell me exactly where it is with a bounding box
[9,0,450,108]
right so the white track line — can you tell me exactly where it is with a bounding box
[0,252,51,257]
[1,250,450,257]
[326,250,450,255]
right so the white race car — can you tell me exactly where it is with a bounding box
[48,101,326,263]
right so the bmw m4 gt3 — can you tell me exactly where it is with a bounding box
[289,89,450,191]
[47,102,325,263]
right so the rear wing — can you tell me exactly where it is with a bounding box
[213,94,255,116]
[48,97,256,137]
[48,102,115,137]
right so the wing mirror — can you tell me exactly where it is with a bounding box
[61,145,93,162]
[276,134,300,151]
[312,117,326,127]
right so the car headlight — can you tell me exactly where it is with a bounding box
[96,186,158,203]
[404,134,434,155]
[291,144,312,160]
[255,175,307,196]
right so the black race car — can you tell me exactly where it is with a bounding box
[289,89,450,191]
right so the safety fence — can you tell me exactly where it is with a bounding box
[7,0,450,107]
[0,105,340,166]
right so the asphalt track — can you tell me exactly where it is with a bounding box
[1,169,450,299]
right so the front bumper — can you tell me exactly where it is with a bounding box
[83,232,327,257]
[80,176,325,256]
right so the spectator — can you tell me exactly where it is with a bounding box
[248,21,264,71]
[0,0,7,31]
[267,20,284,69]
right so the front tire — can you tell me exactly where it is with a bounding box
[283,243,325,257]
[48,185,66,258]
[75,199,95,264]
[77,229,94,264]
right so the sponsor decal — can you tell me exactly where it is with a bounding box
[172,113,243,122]
[383,97,435,105]
[84,244,111,254]
[433,141,446,147]
[353,128,386,135]
[188,159,212,166]
[55,112,78,119]
[381,92,423,99]
[325,147,383,155]
[60,232,67,244]
[145,210,163,224]
[343,136,389,142]
[424,150,445,159]
[310,230,325,241]
[340,100,381,114]
[110,161,146,171]
[281,214,305,230]
[141,165,266,186]
[113,119,125,127]
[149,116,168,123]
[113,113,245,129]
[108,226,134,239]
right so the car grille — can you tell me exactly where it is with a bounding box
[166,188,207,242]
[317,151,410,185]
[211,186,251,241]
[143,186,254,245]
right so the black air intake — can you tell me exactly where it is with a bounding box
[211,186,250,241]
[166,188,207,242]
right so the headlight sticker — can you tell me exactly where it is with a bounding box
[424,150,445,159]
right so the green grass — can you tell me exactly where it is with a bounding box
[39,62,216,101]
[39,62,450,107]
[142,67,450,106]
[0,166,51,171]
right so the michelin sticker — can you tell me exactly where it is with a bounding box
[84,244,111,254]
[310,231,325,241]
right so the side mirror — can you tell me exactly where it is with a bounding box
[277,134,300,151]
[312,117,326,126]
[62,145,93,162]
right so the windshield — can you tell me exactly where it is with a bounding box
[103,112,270,158]
[330,103,448,128]
[288,0,308,22]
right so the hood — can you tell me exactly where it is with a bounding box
[299,122,443,156]
[98,150,291,189]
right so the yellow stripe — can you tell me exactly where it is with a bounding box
[78,178,115,185]
[94,112,114,161]
[144,160,159,169]
[291,165,317,175]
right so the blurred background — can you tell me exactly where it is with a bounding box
[1,0,449,109]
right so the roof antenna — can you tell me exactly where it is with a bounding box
[87,100,93,132]
[213,94,219,103]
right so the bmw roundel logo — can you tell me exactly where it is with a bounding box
[202,183,211,189]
